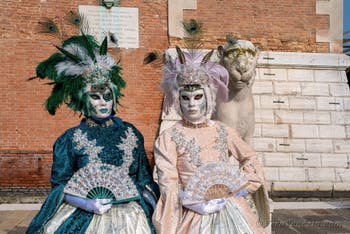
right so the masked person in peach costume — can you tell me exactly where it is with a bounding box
[152,47,270,234]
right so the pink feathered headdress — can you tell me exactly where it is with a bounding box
[161,46,229,116]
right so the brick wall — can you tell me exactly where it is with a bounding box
[0,0,347,190]
[0,0,167,187]
[171,0,330,52]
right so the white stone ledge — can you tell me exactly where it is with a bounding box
[273,201,350,210]
[272,182,333,191]
[257,52,350,70]
[334,183,350,191]
[0,204,42,211]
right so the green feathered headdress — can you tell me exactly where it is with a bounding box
[34,34,125,115]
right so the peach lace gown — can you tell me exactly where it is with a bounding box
[152,120,267,234]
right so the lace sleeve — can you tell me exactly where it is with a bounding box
[152,130,181,234]
[228,127,266,192]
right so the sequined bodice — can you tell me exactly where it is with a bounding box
[169,121,239,187]
[67,119,138,173]
[63,118,143,203]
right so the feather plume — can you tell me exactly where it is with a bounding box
[183,19,203,37]
[100,37,108,55]
[65,11,90,34]
[30,30,125,115]
[108,32,118,45]
[175,46,186,64]
[27,76,39,81]
[143,51,160,65]
[45,83,65,115]
[226,34,238,46]
[55,36,100,77]
[37,18,60,37]
[201,49,213,65]
[182,19,203,52]
[81,33,96,61]
[36,53,63,80]
[54,45,81,63]
[65,10,82,27]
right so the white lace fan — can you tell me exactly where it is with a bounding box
[64,163,140,204]
[181,162,249,205]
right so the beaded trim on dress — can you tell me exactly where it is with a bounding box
[64,127,140,203]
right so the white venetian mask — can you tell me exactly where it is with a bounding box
[179,88,208,124]
[87,88,114,119]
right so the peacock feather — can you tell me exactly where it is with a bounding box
[182,19,204,53]
[65,10,82,27]
[183,19,203,37]
[226,34,238,46]
[37,18,61,38]
[30,12,125,115]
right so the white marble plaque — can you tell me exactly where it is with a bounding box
[79,6,139,48]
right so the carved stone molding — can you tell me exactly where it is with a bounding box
[316,0,343,53]
[168,0,197,37]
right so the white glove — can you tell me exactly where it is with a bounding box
[183,198,226,215]
[234,189,249,198]
[64,194,112,215]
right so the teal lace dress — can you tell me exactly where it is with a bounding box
[27,116,159,234]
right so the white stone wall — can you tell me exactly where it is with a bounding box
[254,52,350,193]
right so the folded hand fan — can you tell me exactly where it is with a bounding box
[181,162,249,205]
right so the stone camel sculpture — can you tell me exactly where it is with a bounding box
[214,39,259,146]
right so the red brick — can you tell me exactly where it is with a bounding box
[0,0,336,187]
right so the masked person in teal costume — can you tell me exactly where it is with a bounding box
[26,34,159,234]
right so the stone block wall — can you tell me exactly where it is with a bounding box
[253,52,350,196]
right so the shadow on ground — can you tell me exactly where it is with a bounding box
[272,209,350,234]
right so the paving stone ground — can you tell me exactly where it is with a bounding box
[272,209,350,234]
[1,206,350,233]
[0,210,36,234]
